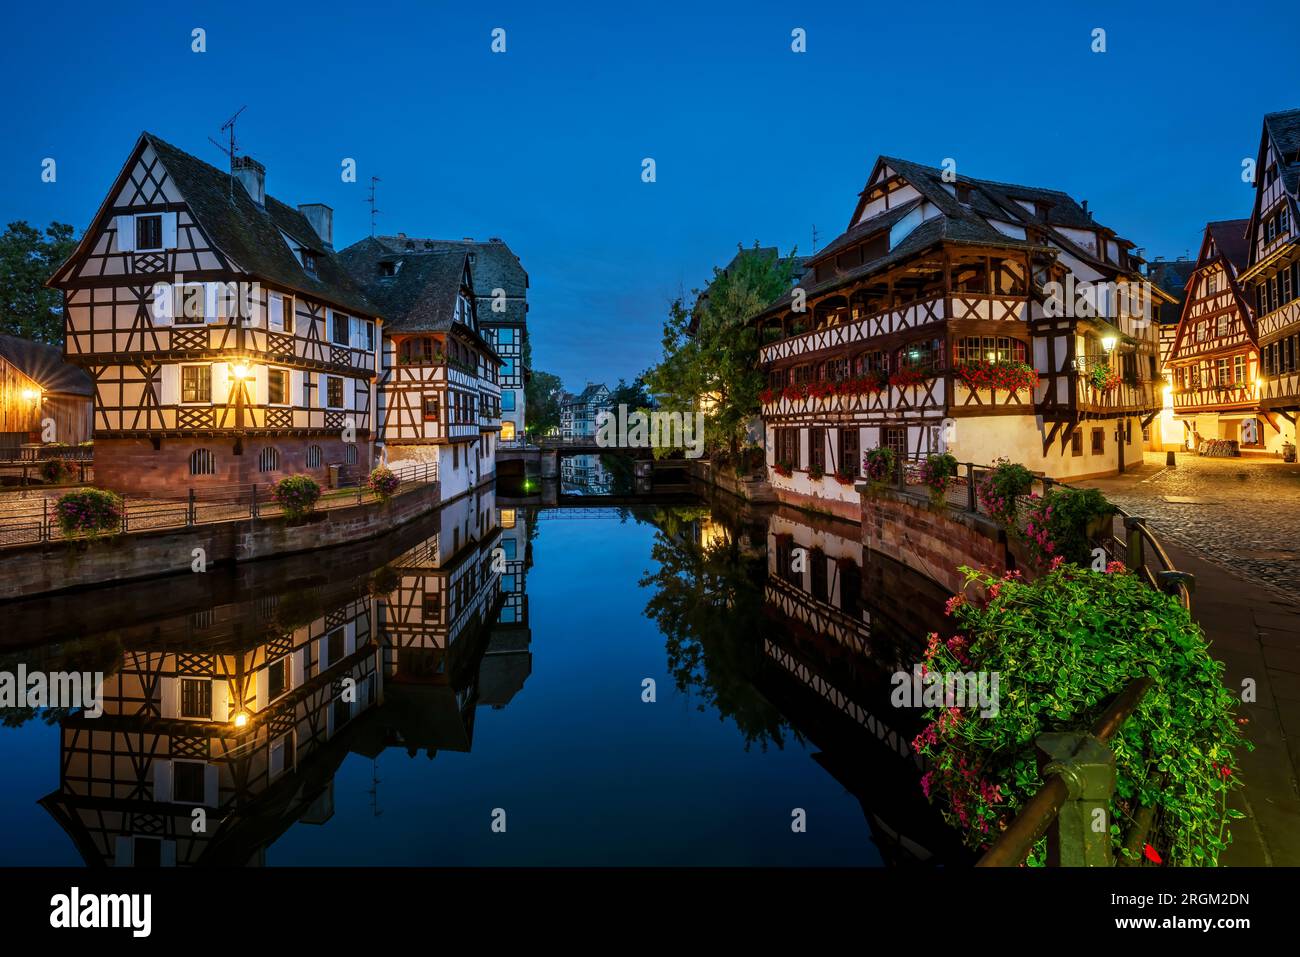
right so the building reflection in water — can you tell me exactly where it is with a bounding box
[37,487,530,866]
[645,497,966,865]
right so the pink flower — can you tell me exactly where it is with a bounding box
[944,594,966,616]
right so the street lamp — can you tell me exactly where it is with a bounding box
[1101,336,1117,353]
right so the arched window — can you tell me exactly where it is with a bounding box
[258,447,281,473]
[305,445,323,469]
[190,448,215,476]
[344,444,357,465]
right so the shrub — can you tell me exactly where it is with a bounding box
[862,446,896,488]
[919,452,958,505]
[55,488,123,538]
[271,475,322,521]
[808,462,825,480]
[367,465,400,502]
[915,564,1248,866]
[833,466,857,485]
[1024,486,1116,566]
[41,458,75,483]
[976,458,1035,527]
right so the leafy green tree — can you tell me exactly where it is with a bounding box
[0,221,78,344]
[524,369,564,438]
[645,243,796,457]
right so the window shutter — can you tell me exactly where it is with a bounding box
[116,215,135,252]
[268,293,283,331]
[162,212,178,249]
[159,677,177,718]
[203,765,219,807]
[154,760,173,802]
[345,622,356,656]
[255,668,269,712]
[211,678,229,723]
[254,365,269,405]
[204,283,220,324]
[211,362,231,405]
[160,841,177,867]
[114,836,134,866]
[159,365,180,405]
[317,635,328,671]
[291,648,306,688]
[290,370,305,417]
[344,376,355,412]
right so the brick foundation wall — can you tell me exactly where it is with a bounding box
[93,437,373,495]
[859,486,1009,596]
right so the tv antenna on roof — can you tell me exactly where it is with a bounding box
[812,224,820,253]
[208,105,247,201]
[366,176,382,236]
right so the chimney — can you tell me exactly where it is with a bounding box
[397,232,406,239]
[463,236,475,242]
[233,155,265,206]
[299,204,334,249]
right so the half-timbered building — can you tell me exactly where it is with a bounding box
[0,333,93,450]
[1165,220,1271,452]
[339,238,503,501]
[49,133,381,494]
[752,156,1171,514]
[1240,108,1300,452]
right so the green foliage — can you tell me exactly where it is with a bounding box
[1024,486,1116,566]
[645,243,797,457]
[40,458,75,484]
[271,475,322,521]
[0,221,78,343]
[367,465,400,501]
[976,458,1035,527]
[916,564,1248,867]
[863,446,896,487]
[55,488,123,538]
[524,369,564,438]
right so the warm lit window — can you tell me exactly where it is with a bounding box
[501,420,516,441]
[423,395,440,422]
[267,369,288,405]
[181,365,211,404]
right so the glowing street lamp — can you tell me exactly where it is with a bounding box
[232,711,250,729]
[1101,336,1117,353]
[231,363,251,381]
[21,388,41,402]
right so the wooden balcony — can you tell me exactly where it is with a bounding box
[1172,383,1256,414]
[1073,377,1158,416]
[758,293,1029,365]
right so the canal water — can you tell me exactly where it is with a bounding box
[0,482,964,866]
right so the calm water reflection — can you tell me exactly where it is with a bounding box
[0,483,965,866]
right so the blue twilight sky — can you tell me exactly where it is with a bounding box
[1,1,1298,390]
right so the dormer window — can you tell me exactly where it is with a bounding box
[468,252,477,264]
[301,250,318,275]
[380,261,398,277]
[956,184,972,204]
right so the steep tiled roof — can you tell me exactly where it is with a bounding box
[338,238,468,334]
[1206,219,1251,273]
[372,236,528,324]
[0,334,93,395]
[1147,257,1197,326]
[1264,108,1300,195]
[141,133,376,317]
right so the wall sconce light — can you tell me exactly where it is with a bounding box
[21,388,41,402]
[231,363,250,381]
[232,711,249,729]
[1101,336,1118,353]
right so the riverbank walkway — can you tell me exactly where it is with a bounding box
[1083,454,1300,866]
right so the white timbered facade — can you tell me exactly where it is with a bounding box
[50,134,381,494]
[1240,108,1300,453]
[1165,220,1273,452]
[339,239,503,502]
[753,156,1170,513]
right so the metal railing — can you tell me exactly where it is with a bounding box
[976,677,1154,867]
[873,456,1193,610]
[0,460,438,548]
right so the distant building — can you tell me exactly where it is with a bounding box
[0,334,93,452]
[560,383,610,438]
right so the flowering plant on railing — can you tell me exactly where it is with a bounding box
[833,466,857,485]
[367,465,400,502]
[975,458,1035,527]
[839,372,888,395]
[781,383,809,402]
[1023,486,1116,566]
[888,367,927,388]
[862,446,896,491]
[272,475,323,523]
[808,462,825,480]
[1089,364,1121,392]
[956,360,1038,394]
[915,564,1248,866]
[773,460,794,478]
[759,387,777,405]
[806,381,838,400]
[919,452,958,507]
[41,458,75,484]
[55,488,123,539]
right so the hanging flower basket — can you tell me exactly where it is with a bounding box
[956,360,1039,393]
[1089,364,1121,392]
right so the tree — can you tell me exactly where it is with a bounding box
[645,243,797,457]
[0,221,78,344]
[524,369,564,438]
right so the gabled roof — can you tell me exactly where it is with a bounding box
[337,238,501,362]
[371,235,528,324]
[759,155,1150,321]
[565,383,609,406]
[1147,257,1198,326]
[53,133,377,317]
[1264,108,1300,196]
[1205,219,1251,273]
[0,334,93,395]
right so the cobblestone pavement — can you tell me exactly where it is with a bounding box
[1083,453,1300,599]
